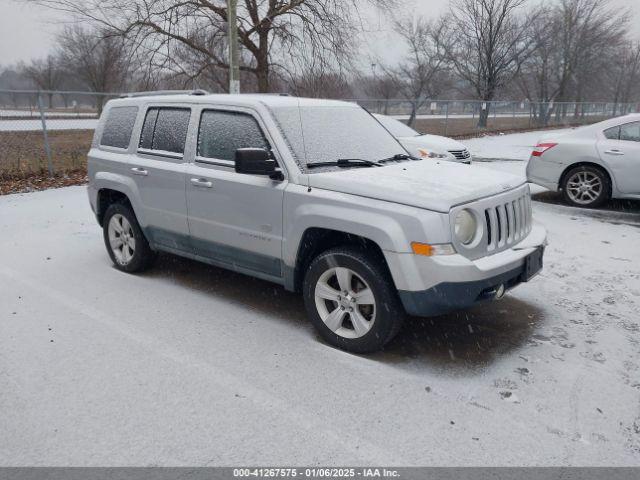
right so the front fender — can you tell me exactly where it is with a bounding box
[282,184,451,267]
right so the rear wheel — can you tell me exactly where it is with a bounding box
[103,203,156,273]
[561,165,610,208]
[302,247,405,353]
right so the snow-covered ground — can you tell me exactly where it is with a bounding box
[0,109,96,118]
[1,185,640,466]
[0,118,98,131]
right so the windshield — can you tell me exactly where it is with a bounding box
[270,103,407,171]
[374,114,420,137]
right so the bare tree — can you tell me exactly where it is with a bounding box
[28,0,396,93]
[22,55,63,107]
[392,17,449,126]
[517,0,629,124]
[358,67,398,114]
[609,42,640,115]
[442,0,533,127]
[563,0,629,117]
[288,69,352,98]
[514,5,558,124]
[57,26,129,113]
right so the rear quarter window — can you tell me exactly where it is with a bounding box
[100,106,139,149]
[604,126,620,140]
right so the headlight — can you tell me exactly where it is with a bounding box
[418,148,448,159]
[454,209,477,245]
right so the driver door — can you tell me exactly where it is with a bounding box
[185,107,287,279]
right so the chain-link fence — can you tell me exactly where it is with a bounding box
[350,99,638,137]
[0,90,637,179]
[0,90,119,179]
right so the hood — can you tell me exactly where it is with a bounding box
[308,160,525,213]
[398,134,468,153]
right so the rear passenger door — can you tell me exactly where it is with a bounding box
[597,122,640,194]
[131,106,192,250]
[186,107,286,279]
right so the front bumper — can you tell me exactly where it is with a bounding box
[384,223,547,317]
[398,248,543,316]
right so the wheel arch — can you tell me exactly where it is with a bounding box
[288,227,394,293]
[559,162,614,193]
[96,188,134,226]
[93,171,144,227]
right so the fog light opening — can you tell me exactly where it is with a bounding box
[495,284,506,300]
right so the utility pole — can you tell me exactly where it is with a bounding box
[228,0,240,94]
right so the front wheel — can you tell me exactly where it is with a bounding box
[561,166,610,208]
[302,247,405,353]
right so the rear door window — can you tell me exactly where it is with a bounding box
[139,107,191,155]
[100,106,138,149]
[197,110,269,162]
[619,122,640,142]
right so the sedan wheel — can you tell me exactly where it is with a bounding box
[566,171,602,205]
[562,166,610,208]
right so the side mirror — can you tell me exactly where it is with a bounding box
[235,148,276,176]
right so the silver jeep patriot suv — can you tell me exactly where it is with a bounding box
[88,91,547,353]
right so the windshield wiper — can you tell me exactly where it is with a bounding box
[307,158,383,169]
[377,153,420,163]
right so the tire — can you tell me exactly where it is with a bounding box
[561,165,611,208]
[103,202,156,273]
[302,246,405,353]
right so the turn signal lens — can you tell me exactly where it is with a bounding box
[531,143,557,157]
[411,242,455,256]
[411,242,433,256]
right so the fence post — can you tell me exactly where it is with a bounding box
[37,91,54,177]
[444,101,449,136]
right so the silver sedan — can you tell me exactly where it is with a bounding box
[526,113,640,207]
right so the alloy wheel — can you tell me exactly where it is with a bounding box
[566,171,603,205]
[107,214,136,265]
[314,266,376,339]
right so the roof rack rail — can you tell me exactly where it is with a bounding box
[120,89,209,98]
[257,92,291,96]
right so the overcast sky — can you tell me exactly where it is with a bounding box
[0,0,638,67]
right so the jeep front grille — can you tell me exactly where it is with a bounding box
[484,193,532,252]
[449,185,533,260]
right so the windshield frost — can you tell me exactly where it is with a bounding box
[270,104,406,171]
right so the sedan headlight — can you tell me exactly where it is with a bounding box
[454,209,477,245]
[418,148,448,159]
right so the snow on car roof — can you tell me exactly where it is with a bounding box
[107,93,356,109]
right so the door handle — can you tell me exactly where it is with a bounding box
[190,178,213,188]
[131,167,148,176]
[604,149,624,155]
